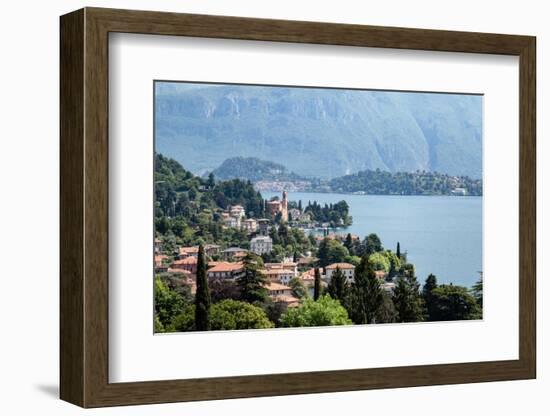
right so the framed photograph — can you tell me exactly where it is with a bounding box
[60,7,536,408]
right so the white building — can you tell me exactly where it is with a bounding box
[325,263,356,283]
[243,218,258,233]
[230,205,246,219]
[250,235,273,255]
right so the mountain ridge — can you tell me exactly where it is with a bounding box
[155,84,482,179]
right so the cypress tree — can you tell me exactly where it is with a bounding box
[195,245,211,331]
[396,242,401,259]
[350,254,384,324]
[237,253,268,304]
[313,267,321,301]
[393,273,424,323]
[344,233,354,254]
[423,274,438,321]
[327,266,348,304]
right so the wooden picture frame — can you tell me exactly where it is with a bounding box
[60,7,536,408]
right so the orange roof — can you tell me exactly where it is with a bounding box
[154,254,168,262]
[179,246,199,255]
[172,257,197,265]
[207,262,244,273]
[272,295,300,306]
[300,268,316,280]
[326,262,355,270]
[266,282,292,291]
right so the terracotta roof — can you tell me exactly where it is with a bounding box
[178,246,199,255]
[326,262,355,270]
[300,268,316,280]
[374,270,388,278]
[266,282,292,291]
[172,257,197,265]
[272,295,300,306]
[207,262,244,273]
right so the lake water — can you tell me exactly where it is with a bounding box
[263,191,482,288]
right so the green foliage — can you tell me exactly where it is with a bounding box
[376,291,397,324]
[327,267,349,305]
[350,255,384,324]
[194,245,211,331]
[318,238,349,267]
[368,252,390,272]
[237,253,268,304]
[280,295,352,327]
[169,306,195,332]
[393,274,425,323]
[262,300,288,327]
[210,300,274,330]
[154,315,165,333]
[154,277,188,330]
[313,267,321,301]
[157,272,193,301]
[471,277,483,309]
[212,178,265,218]
[422,274,439,321]
[328,169,482,196]
[154,153,265,248]
[363,233,383,256]
[304,200,352,227]
[209,279,241,303]
[289,277,308,299]
[429,285,482,321]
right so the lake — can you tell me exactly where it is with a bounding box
[262,191,482,288]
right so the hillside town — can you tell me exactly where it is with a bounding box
[153,154,483,332]
[155,190,392,309]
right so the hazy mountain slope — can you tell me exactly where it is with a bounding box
[155,83,482,179]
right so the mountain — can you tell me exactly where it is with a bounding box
[155,83,482,179]
[211,157,306,182]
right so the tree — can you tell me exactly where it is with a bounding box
[170,305,195,332]
[313,267,321,301]
[289,277,308,299]
[237,253,268,304]
[262,300,288,327]
[210,300,274,330]
[327,266,349,305]
[344,233,354,254]
[195,245,211,331]
[280,295,352,327]
[350,254,384,324]
[396,241,401,259]
[318,238,349,267]
[422,274,438,321]
[368,252,391,272]
[154,277,187,330]
[471,276,483,309]
[209,278,241,303]
[429,285,482,321]
[364,233,383,255]
[393,274,424,323]
[207,172,215,189]
[375,291,397,324]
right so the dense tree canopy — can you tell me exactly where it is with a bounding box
[280,296,352,327]
[429,285,482,321]
[210,300,274,330]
